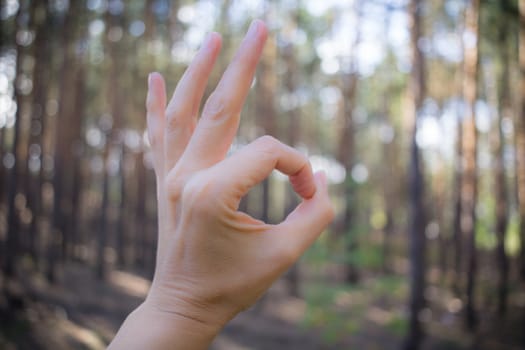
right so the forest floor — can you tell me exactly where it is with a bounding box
[0,261,524,350]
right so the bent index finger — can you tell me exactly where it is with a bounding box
[182,20,268,170]
[212,136,316,208]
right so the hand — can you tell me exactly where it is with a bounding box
[110,20,334,349]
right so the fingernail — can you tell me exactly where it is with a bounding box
[148,73,153,87]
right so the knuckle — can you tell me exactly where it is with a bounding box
[147,128,160,148]
[181,173,216,214]
[165,105,187,132]
[146,94,162,115]
[165,169,186,202]
[252,136,281,164]
[254,135,279,154]
[202,93,233,122]
[256,135,278,147]
[184,64,201,82]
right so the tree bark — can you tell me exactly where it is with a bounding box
[26,0,50,265]
[518,0,525,282]
[452,93,463,293]
[96,7,127,279]
[255,14,278,224]
[4,1,28,277]
[482,15,511,317]
[68,61,87,261]
[380,90,397,275]
[48,0,82,283]
[116,144,127,268]
[404,0,427,348]
[282,16,301,296]
[461,0,480,331]
[336,2,361,284]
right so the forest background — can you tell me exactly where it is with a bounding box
[1,0,525,349]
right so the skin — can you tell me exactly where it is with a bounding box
[109,20,335,350]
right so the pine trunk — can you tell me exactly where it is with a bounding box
[461,0,480,331]
[336,3,361,284]
[404,0,427,348]
[282,33,301,297]
[4,2,27,277]
[49,1,81,282]
[255,20,277,223]
[518,0,525,282]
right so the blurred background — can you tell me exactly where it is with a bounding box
[0,0,524,349]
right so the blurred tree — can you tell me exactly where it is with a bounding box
[256,4,278,224]
[48,0,85,282]
[4,0,29,277]
[25,0,50,265]
[404,0,427,348]
[461,0,480,331]
[96,0,128,280]
[491,4,511,317]
[282,6,302,297]
[518,0,525,282]
[336,1,361,284]
[451,66,464,293]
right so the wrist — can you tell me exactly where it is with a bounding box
[143,296,225,335]
[145,279,241,330]
[109,301,221,350]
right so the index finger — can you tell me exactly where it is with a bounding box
[181,20,268,171]
[211,136,316,210]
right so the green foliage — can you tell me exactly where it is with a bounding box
[385,315,408,336]
[505,214,521,257]
[475,194,497,250]
[302,282,365,344]
[346,243,384,270]
[303,232,332,264]
[371,276,405,297]
[302,276,407,344]
[475,217,497,251]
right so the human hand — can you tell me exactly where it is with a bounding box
[110,20,334,349]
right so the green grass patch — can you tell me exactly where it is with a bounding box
[386,314,408,336]
[302,276,408,344]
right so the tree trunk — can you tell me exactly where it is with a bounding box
[116,144,127,268]
[404,0,427,348]
[482,17,510,317]
[518,0,525,282]
[49,1,81,283]
[336,2,361,284]
[452,103,463,293]
[96,148,110,280]
[380,90,397,274]
[461,0,480,331]
[4,1,28,277]
[26,0,50,265]
[134,151,148,269]
[68,62,87,261]
[96,7,127,279]
[282,18,301,296]
[255,15,278,223]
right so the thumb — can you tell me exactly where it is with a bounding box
[271,171,335,259]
